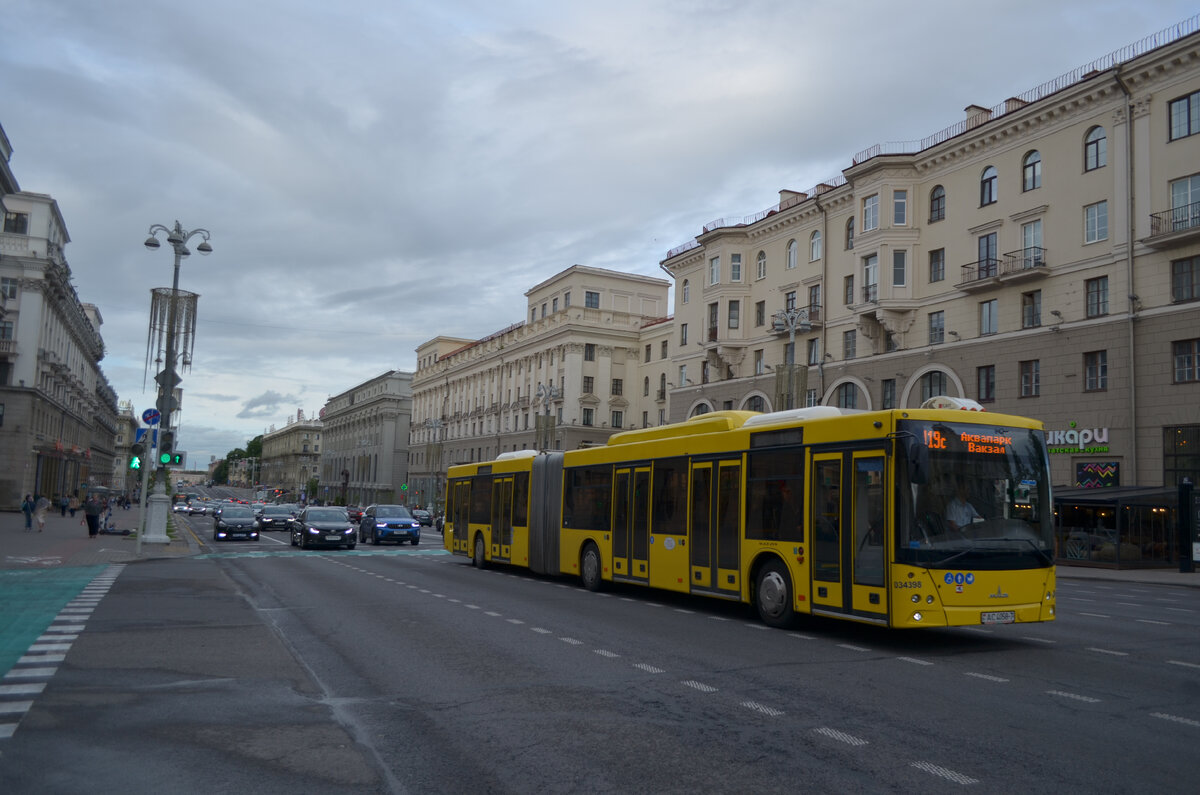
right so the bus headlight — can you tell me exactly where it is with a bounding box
[913,612,924,622]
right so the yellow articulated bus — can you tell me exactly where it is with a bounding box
[444,398,1056,629]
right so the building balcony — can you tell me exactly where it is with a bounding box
[956,258,1001,292]
[1146,201,1200,249]
[999,247,1049,283]
[0,339,15,356]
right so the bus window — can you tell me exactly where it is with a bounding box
[813,459,841,582]
[746,449,804,542]
[852,457,885,587]
[651,457,687,535]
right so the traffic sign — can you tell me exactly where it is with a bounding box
[134,428,159,445]
[142,408,161,425]
[155,370,183,389]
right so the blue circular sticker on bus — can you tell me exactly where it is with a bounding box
[954,573,965,585]
[944,573,954,584]
[966,573,975,585]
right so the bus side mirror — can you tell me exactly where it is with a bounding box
[907,442,929,484]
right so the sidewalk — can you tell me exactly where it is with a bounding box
[1,505,197,570]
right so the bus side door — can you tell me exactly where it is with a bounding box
[689,459,742,597]
[491,476,513,562]
[613,466,650,582]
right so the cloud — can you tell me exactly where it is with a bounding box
[237,391,301,420]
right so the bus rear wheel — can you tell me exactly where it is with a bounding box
[580,543,603,592]
[755,559,795,628]
[473,533,488,569]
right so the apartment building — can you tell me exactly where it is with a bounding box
[410,265,670,510]
[318,370,413,506]
[0,123,118,507]
[261,412,323,501]
[662,21,1200,490]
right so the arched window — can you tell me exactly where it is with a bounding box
[835,383,858,408]
[786,239,798,269]
[1085,126,1107,171]
[929,185,946,222]
[681,279,689,304]
[809,230,822,261]
[756,250,766,279]
[1022,151,1042,191]
[690,403,711,417]
[845,217,855,250]
[980,166,998,206]
[745,394,765,412]
[920,371,949,402]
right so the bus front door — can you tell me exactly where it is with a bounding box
[810,450,889,623]
[613,467,650,582]
[689,460,742,597]
[490,477,513,563]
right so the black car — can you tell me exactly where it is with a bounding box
[359,504,421,545]
[291,506,357,550]
[212,505,259,542]
[412,509,433,527]
[257,503,295,531]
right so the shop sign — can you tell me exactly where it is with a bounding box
[1047,421,1110,454]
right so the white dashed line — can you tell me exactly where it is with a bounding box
[837,644,870,652]
[1151,712,1200,727]
[741,700,784,717]
[681,680,717,693]
[1088,647,1128,657]
[1167,660,1200,669]
[632,663,665,674]
[814,727,868,746]
[484,611,501,617]
[1136,619,1170,625]
[898,656,933,666]
[1079,612,1111,618]
[506,618,524,625]
[911,761,979,785]
[965,672,1009,683]
[594,649,620,658]
[531,627,552,634]
[560,638,583,646]
[1048,690,1101,703]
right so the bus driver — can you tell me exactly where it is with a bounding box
[945,481,983,531]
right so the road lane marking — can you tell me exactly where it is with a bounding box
[1167,660,1200,669]
[965,672,1009,683]
[1151,712,1200,727]
[681,680,717,693]
[1048,690,1101,703]
[741,700,783,717]
[898,656,933,666]
[911,761,979,785]
[815,727,868,746]
[1087,647,1129,656]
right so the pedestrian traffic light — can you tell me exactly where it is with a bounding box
[130,442,145,471]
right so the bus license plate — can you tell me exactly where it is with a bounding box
[981,611,1015,625]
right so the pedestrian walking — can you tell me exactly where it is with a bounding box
[59,494,68,516]
[34,495,50,532]
[68,495,79,518]
[20,494,34,531]
[84,494,101,538]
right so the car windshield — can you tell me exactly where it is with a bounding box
[413,510,430,517]
[307,509,348,523]
[222,507,254,519]
[375,505,412,517]
[896,419,1054,570]
[263,506,292,516]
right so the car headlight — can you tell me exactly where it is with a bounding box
[307,526,320,534]
[376,521,388,528]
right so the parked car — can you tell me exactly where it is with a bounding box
[290,506,356,550]
[412,509,433,527]
[257,503,295,531]
[359,504,421,545]
[212,505,259,542]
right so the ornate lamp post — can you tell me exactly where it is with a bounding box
[772,306,811,410]
[141,220,211,543]
[535,382,561,452]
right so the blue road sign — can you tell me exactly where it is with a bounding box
[142,408,161,425]
[134,428,159,445]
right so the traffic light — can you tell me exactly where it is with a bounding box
[158,431,175,465]
[129,442,145,471]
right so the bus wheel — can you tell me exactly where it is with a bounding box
[473,533,488,569]
[755,559,795,628]
[580,543,603,592]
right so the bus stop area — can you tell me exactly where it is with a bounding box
[1055,485,1199,571]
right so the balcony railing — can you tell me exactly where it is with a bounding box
[1001,246,1047,273]
[1151,201,1200,236]
[0,339,15,355]
[960,258,1000,283]
[861,283,878,303]
[707,326,719,342]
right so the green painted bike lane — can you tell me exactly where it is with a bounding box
[0,566,107,676]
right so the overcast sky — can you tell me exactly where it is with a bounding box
[2,0,1195,467]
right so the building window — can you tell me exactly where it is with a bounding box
[1085,200,1108,243]
[929,310,945,345]
[807,284,821,314]
[709,256,720,285]
[1086,276,1109,317]
[1173,256,1200,302]
[541,303,547,318]
[754,349,765,375]
[660,340,668,359]
[3,212,29,234]
[1022,290,1041,328]
[843,275,854,305]
[0,277,17,299]
[863,194,879,232]
[807,338,820,365]
[1170,90,1200,140]
[707,302,718,340]
[1084,350,1108,391]
[1084,126,1107,171]
[881,378,896,409]
[756,251,767,279]
[680,324,688,345]
[920,372,947,402]
[834,383,857,409]
[843,329,856,360]
[682,279,690,304]
[552,298,559,313]
[611,410,623,428]
[564,291,571,307]
[786,239,798,270]
[730,253,743,281]
[862,254,878,302]
[1174,339,1200,383]
[978,232,998,276]
[0,321,13,341]
[642,411,648,427]
[980,166,999,206]
[644,343,651,362]
[929,248,945,283]
[929,185,946,222]
[728,300,740,329]
[583,343,596,361]
[892,250,907,287]
[809,230,822,261]
[1022,151,1042,191]
[678,365,687,385]
[746,395,765,412]
[585,291,600,308]
[755,300,765,327]
[531,308,536,322]
[980,299,998,335]
[611,378,623,396]
[582,408,595,426]
[1020,360,1040,397]
[893,189,907,225]
[643,376,650,396]
[1170,174,1200,232]
[785,290,797,311]
[845,217,855,249]
[977,365,996,403]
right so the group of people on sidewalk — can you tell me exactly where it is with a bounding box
[21,493,109,538]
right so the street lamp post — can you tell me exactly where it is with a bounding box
[772,306,811,410]
[535,382,561,452]
[142,220,211,543]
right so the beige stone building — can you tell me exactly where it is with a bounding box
[261,413,323,501]
[318,370,413,506]
[662,23,1200,490]
[409,265,670,511]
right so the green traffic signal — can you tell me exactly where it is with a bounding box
[159,451,172,465]
[130,456,142,471]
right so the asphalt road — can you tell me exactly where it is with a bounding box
[2,522,1198,793]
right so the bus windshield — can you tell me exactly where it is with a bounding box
[896,419,1054,570]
